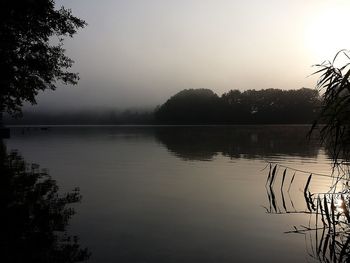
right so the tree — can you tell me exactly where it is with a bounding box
[155,89,221,124]
[155,88,320,125]
[0,0,86,116]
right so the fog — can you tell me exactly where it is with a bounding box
[23,0,350,113]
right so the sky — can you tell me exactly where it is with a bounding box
[28,0,350,112]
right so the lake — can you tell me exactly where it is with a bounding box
[4,125,334,262]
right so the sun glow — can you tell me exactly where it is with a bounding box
[304,4,350,61]
[335,197,345,214]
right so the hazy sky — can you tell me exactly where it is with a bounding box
[29,0,350,111]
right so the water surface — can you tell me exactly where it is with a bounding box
[5,125,333,262]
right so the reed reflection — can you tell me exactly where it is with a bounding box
[265,163,350,263]
[0,142,90,263]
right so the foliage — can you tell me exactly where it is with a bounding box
[221,88,320,124]
[155,89,221,124]
[155,88,321,124]
[311,50,350,164]
[0,0,86,115]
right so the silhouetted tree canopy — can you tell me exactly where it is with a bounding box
[155,89,220,124]
[0,0,86,115]
[155,88,321,124]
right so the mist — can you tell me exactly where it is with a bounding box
[4,1,350,262]
[22,0,350,114]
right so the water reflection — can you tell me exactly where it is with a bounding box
[10,125,322,161]
[155,125,321,161]
[265,163,350,263]
[7,125,333,262]
[0,142,90,263]
[288,193,350,263]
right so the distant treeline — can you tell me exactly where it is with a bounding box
[155,88,321,124]
[4,109,155,125]
[5,88,321,125]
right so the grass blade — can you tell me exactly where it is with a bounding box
[269,164,277,187]
[287,172,295,192]
[324,195,331,226]
[341,194,350,222]
[281,168,286,191]
[304,173,313,194]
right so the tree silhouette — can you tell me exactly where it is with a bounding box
[155,88,320,124]
[155,89,221,124]
[0,0,86,115]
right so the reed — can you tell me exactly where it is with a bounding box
[264,51,350,261]
[265,162,350,262]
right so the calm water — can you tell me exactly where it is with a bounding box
[5,125,334,262]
